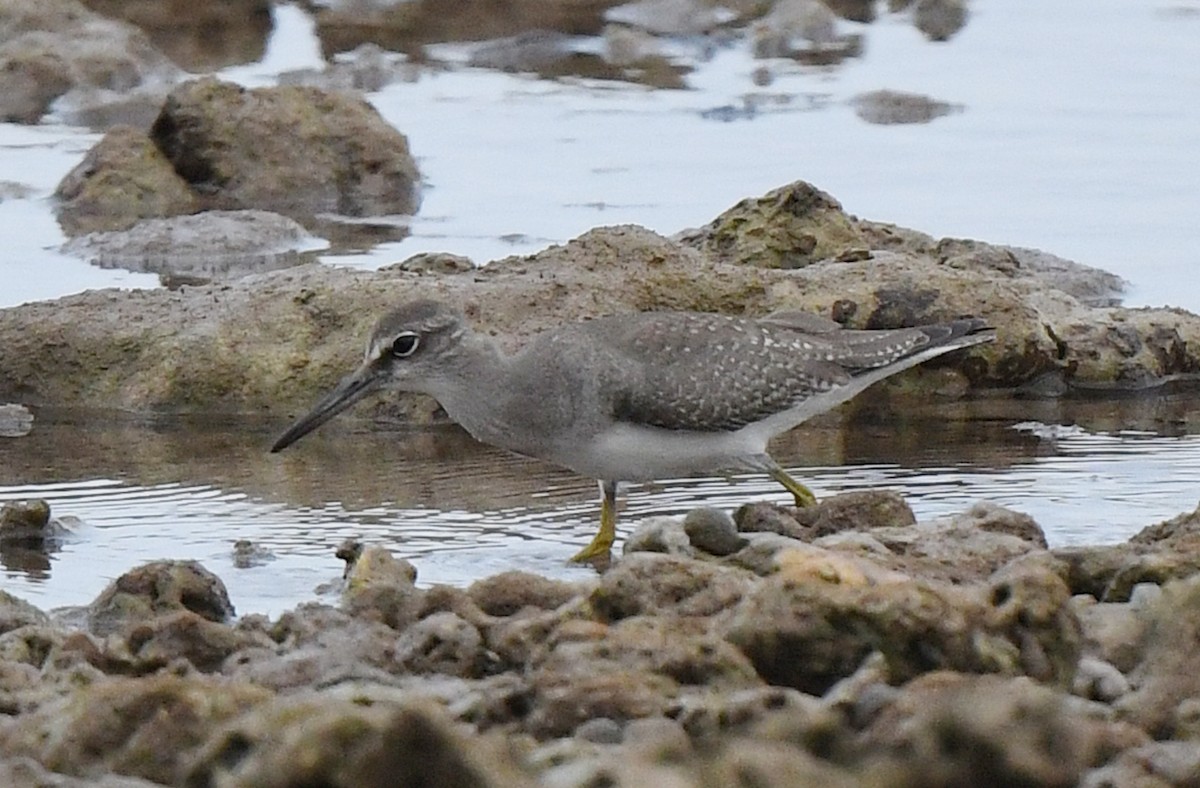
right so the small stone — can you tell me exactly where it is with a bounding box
[575,717,624,744]
[232,539,275,569]
[0,403,34,437]
[0,500,51,541]
[1072,656,1131,703]
[683,508,746,556]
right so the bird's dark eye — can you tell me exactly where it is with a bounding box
[391,332,420,358]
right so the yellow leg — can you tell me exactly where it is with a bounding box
[570,480,618,563]
[769,466,818,508]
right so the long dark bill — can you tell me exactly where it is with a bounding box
[270,362,382,453]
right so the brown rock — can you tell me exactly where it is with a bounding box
[87,559,234,637]
[589,554,755,620]
[0,673,272,784]
[185,697,533,788]
[79,0,271,72]
[467,570,583,616]
[983,554,1081,687]
[150,77,420,221]
[863,675,1117,788]
[123,610,269,673]
[394,611,488,677]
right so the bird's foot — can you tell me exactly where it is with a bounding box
[568,534,614,565]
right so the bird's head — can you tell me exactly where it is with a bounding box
[270,299,467,452]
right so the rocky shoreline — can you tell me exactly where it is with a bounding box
[2,492,1200,786]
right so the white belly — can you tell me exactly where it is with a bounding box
[554,422,773,482]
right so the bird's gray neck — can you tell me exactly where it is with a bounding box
[427,334,523,449]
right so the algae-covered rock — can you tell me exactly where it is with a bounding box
[55,125,199,236]
[678,180,868,269]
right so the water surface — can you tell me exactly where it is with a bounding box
[4,395,1199,616]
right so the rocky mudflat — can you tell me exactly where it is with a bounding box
[2,491,1200,786]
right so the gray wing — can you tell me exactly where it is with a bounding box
[578,311,984,433]
[584,312,848,433]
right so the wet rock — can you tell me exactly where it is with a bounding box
[0,0,180,125]
[0,499,51,540]
[467,570,582,617]
[0,673,272,784]
[682,508,746,556]
[677,180,868,269]
[1120,576,1200,737]
[192,697,532,788]
[806,490,917,537]
[469,31,628,83]
[61,209,320,281]
[703,739,858,787]
[605,0,737,34]
[589,553,755,620]
[342,546,424,630]
[734,501,812,540]
[852,89,961,124]
[935,239,1127,307]
[87,559,235,637]
[622,516,694,556]
[527,659,676,738]
[79,0,272,72]
[313,0,617,57]
[913,0,968,41]
[484,598,590,669]
[752,0,838,54]
[231,539,274,569]
[0,403,33,437]
[280,43,416,94]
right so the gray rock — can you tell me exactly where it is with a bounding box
[682,508,746,556]
[0,403,33,437]
[1072,656,1131,703]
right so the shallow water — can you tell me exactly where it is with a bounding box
[1,0,1199,308]
[3,395,1200,617]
